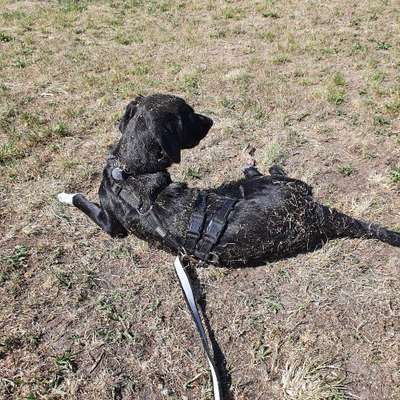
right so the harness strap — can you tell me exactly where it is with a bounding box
[184,191,207,253]
[117,183,182,251]
[194,197,237,263]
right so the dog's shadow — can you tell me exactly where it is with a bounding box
[187,265,233,400]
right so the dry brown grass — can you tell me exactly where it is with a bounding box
[1,0,400,399]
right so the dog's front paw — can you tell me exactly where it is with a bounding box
[57,192,77,205]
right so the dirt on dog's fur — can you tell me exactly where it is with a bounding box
[1,1,400,399]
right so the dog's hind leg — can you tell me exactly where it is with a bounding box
[57,193,128,238]
[241,145,263,179]
[269,165,287,177]
[319,204,400,247]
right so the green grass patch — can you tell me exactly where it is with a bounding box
[272,53,290,65]
[0,32,13,42]
[376,41,391,50]
[385,97,400,115]
[333,72,346,86]
[327,87,346,105]
[184,167,201,180]
[222,6,243,20]
[373,115,389,126]
[180,73,200,94]
[389,167,400,184]
[263,142,287,165]
[371,70,385,84]
[0,245,29,284]
[54,351,77,372]
[258,31,275,42]
[326,72,347,105]
[52,121,70,137]
[338,164,354,176]
[0,142,24,165]
[114,32,144,45]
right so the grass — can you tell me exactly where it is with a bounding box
[338,164,354,176]
[389,167,400,184]
[2,245,28,268]
[326,73,347,105]
[263,142,287,166]
[184,166,202,180]
[0,0,400,399]
[0,142,23,164]
[282,360,347,400]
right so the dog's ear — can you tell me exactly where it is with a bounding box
[154,118,181,164]
[119,96,142,133]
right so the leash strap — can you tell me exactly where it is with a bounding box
[174,256,221,400]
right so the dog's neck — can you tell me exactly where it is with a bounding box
[107,154,172,207]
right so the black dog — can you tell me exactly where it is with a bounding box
[58,94,400,267]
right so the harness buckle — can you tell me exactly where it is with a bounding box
[203,217,225,242]
[187,212,206,238]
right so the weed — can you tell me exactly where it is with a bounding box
[146,0,171,14]
[220,98,236,110]
[389,167,400,184]
[52,121,69,136]
[180,73,199,94]
[376,41,391,50]
[210,29,227,39]
[54,271,72,289]
[114,32,143,45]
[262,11,279,18]
[185,167,201,180]
[254,342,272,362]
[351,42,365,54]
[333,72,346,86]
[2,245,28,268]
[0,32,13,42]
[129,63,150,76]
[385,98,400,114]
[371,70,385,84]
[338,164,354,176]
[13,59,27,68]
[327,87,346,105]
[264,296,284,314]
[48,372,64,390]
[59,0,88,13]
[54,351,77,372]
[272,53,290,65]
[258,31,275,42]
[373,115,389,126]
[326,72,347,104]
[222,7,242,20]
[263,142,286,165]
[0,142,23,164]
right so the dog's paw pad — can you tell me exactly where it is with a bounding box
[57,192,76,205]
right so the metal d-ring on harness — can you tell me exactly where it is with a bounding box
[112,167,237,400]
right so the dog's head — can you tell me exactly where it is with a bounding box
[115,94,213,173]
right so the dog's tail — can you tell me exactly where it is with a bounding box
[320,205,400,247]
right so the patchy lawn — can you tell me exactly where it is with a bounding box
[0,1,399,399]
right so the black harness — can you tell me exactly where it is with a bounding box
[185,192,237,264]
[112,167,237,265]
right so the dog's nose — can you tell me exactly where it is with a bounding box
[198,114,213,129]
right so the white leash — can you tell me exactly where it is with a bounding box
[174,256,222,400]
